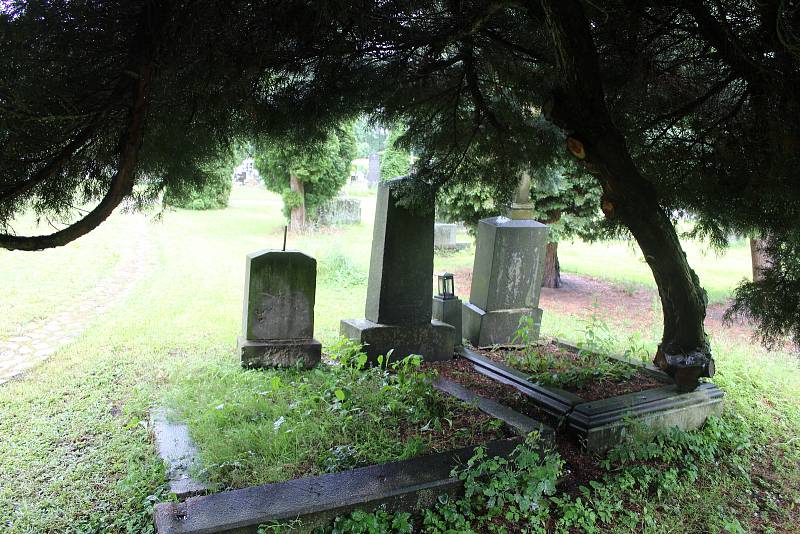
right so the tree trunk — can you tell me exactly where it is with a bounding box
[750,237,769,282]
[542,242,561,288]
[541,211,562,288]
[289,173,306,230]
[538,0,714,390]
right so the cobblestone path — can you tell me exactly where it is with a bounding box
[0,216,156,385]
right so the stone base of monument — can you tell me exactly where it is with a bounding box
[432,295,463,346]
[462,302,542,347]
[238,337,321,369]
[340,318,455,363]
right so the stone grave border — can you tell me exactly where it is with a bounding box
[457,343,724,451]
[153,379,554,533]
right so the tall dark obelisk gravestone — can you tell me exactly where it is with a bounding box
[341,177,454,362]
[237,247,321,369]
[463,173,549,347]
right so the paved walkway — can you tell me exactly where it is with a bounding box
[0,216,156,385]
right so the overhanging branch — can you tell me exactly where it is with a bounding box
[0,63,153,251]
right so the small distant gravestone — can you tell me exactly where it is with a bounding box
[434,223,469,250]
[317,198,362,226]
[341,177,454,362]
[366,153,381,188]
[237,248,321,369]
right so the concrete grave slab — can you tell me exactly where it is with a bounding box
[154,437,525,534]
[150,408,208,500]
[568,382,725,451]
[434,377,555,441]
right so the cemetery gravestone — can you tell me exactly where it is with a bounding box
[341,177,454,362]
[318,197,362,226]
[434,223,468,250]
[463,174,549,346]
[237,250,321,369]
[366,153,381,188]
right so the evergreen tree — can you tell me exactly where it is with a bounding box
[379,127,411,180]
[438,167,602,288]
[2,1,800,387]
[254,124,356,229]
[163,144,241,210]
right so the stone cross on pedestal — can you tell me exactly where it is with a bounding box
[237,250,321,369]
[462,173,549,347]
[341,177,454,363]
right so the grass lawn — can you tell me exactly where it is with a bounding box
[0,215,126,337]
[1,186,798,533]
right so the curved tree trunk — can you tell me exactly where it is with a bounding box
[538,0,714,390]
[0,3,160,251]
[289,174,306,230]
[542,241,561,288]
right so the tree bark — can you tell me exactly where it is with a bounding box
[541,211,562,288]
[542,241,561,288]
[289,174,306,230]
[537,0,714,390]
[750,237,769,282]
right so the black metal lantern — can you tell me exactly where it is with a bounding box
[437,272,455,300]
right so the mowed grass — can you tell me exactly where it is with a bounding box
[0,185,797,533]
[0,215,125,337]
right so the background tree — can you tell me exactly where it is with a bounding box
[254,124,356,229]
[379,126,412,181]
[163,144,242,210]
[353,117,389,159]
[438,166,602,288]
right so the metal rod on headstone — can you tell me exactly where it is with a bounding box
[282,226,288,251]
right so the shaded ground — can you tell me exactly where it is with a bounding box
[453,269,757,343]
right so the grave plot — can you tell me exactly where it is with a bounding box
[153,346,554,533]
[448,341,724,451]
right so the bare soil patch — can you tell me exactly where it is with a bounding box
[452,269,757,343]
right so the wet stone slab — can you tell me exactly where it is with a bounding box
[154,438,524,534]
[151,408,208,500]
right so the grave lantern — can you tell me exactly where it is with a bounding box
[433,272,462,346]
[437,272,455,300]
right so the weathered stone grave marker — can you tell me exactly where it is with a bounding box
[237,248,321,369]
[463,174,549,346]
[341,177,454,362]
[318,197,362,226]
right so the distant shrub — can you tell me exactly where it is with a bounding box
[164,171,232,210]
[318,252,367,287]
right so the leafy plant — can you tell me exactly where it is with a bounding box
[317,252,368,287]
[508,308,637,390]
[325,434,562,534]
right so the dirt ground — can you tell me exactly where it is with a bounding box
[453,269,757,344]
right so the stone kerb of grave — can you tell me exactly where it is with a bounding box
[237,249,321,369]
[341,177,454,363]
